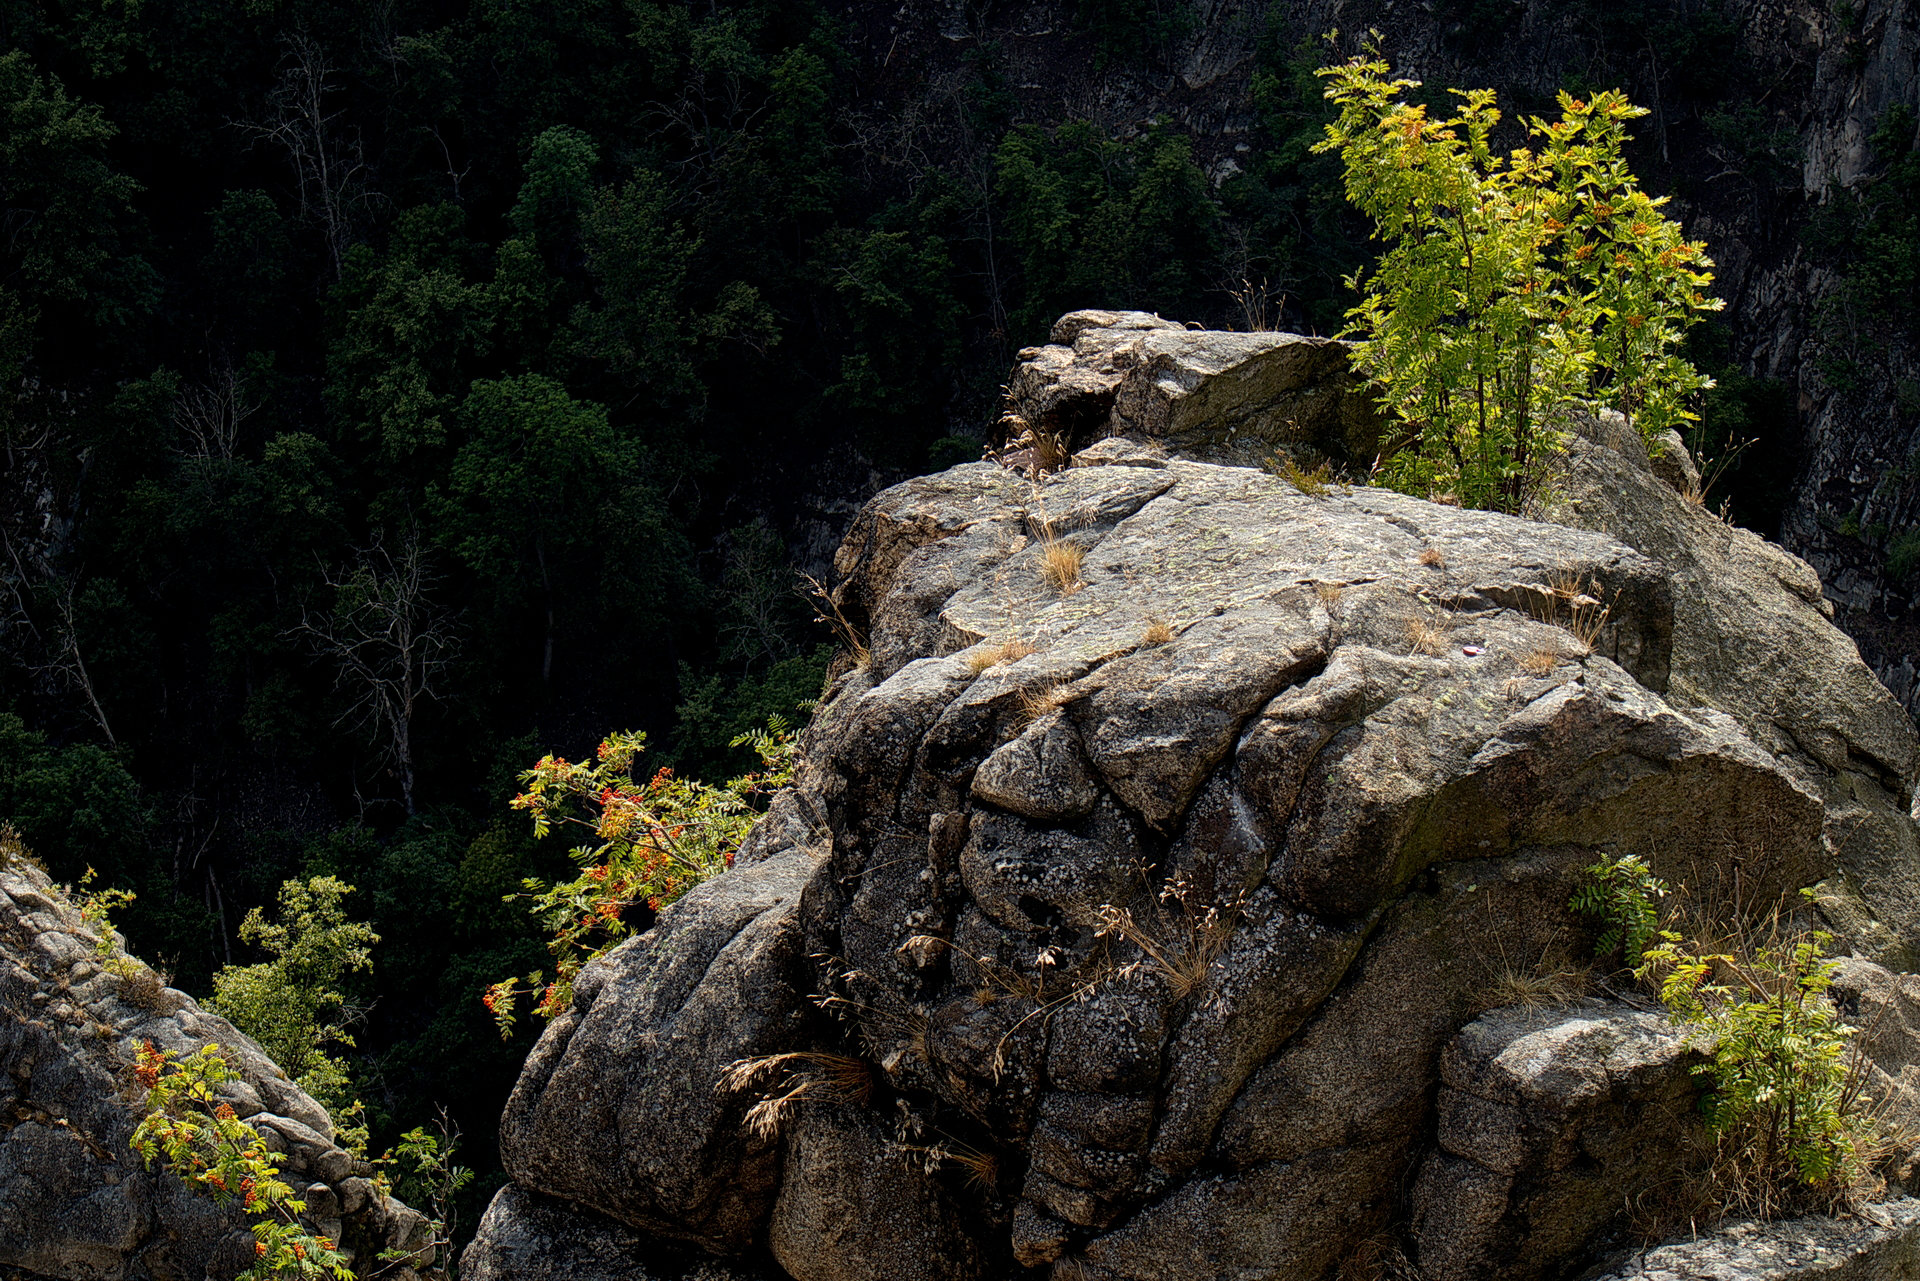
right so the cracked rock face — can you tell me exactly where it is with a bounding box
[1411,1002,1710,1281]
[0,855,432,1281]
[466,320,1920,1280]
[467,413,1920,1277]
[1002,309,1383,470]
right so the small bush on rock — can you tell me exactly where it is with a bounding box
[1638,902,1874,1208]
[1575,859,1882,1213]
[1316,46,1722,511]
[1570,852,1668,965]
[130,1043,354,1280]
[485,722,795,1037]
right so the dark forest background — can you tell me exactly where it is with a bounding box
[0,0,1868,1236]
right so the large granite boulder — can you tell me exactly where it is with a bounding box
[0,846,432,1281]
[1547,412,1920,970]
[467,321,1920,1281]
[1002,309,1383,469]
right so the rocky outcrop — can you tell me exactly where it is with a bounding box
[1003,309,1382,470]
[466,320,1920,1279]
[0,850,433,1281]
[1548,411,1920,968]
[496,845,818,1254]
[838,0,1920,730]
[1411,1003,1708,1281]
[451,308,1920,1281]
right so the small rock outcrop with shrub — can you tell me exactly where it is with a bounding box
[0,833,437,1279]
[455,309,1920,1281]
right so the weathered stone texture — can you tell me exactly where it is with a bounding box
[1003,310,1383,470]
[1592,1198,1920,1279]
[0,857,431,1281]
[467,324,1920,1281]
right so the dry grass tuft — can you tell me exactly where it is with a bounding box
[1529,569,1613,655]
[802,574,871,669]
[0,823,45,872]
[936,1142,1000,1193]
[1418,546,1445,569]
[1334,1234,1422,1281]
[1405,614,1449,657]
[1039,536,1085,594]
[966,637,1035,674]
[1477,961,1592,1013]
[1017,681,1077,726]
[1094,879,1240,1001]
[118,965,178,1013]
[721,1051,875,1140]
[1140,618,1175,646]
[997,410,1073,478]
[1517,647,1561,676]
[1051,1255,1094,1281]
[1315,581,1345,606]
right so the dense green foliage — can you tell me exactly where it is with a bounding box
[1319,54,1720,510]
[208,876,376,1117]
[1570,852,1669,966]
[0,0,1275,1210]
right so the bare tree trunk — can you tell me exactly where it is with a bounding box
[237,33,368,278]
[292,526,457,815]
[535,536,554,686]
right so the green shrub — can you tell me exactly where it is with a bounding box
[1574,858,1876,1209]
[208,877,376,1119]
[131,1043,355,1280]
[1315,50,1722,511]
[1640,910,1868,1200]
[1570,852,1669,965]
[485,721,795,1037]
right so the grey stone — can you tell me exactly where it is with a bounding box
[1830,958,1920,1178]
[304,1182,341,1220]
[1648,428,1702,496]
[1591,1198,1920,1279]
[1546,412,1920,967]
[970,710,1101,823]
[498,845,817,1253]
[1002,312,1183,453]
[766,1105,994,1281]
[461,1184,778,1281]
[1072,434,1168,469]
[1409,1002,1709,1281]
[1110,328,1383,468]
[0,859,431,1281]
[1002,314,1382,470]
